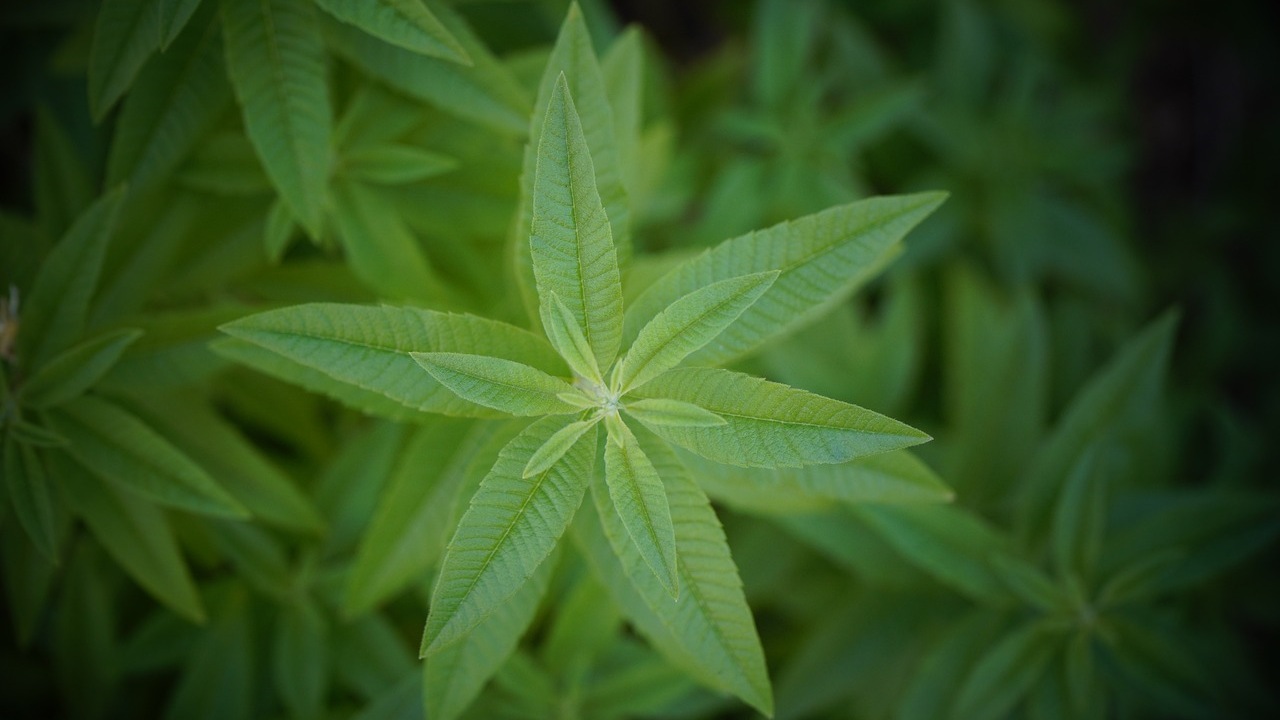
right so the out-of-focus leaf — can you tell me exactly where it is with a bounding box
[953,621,1055,720]
[164,587,253,720]
[1050,447,1106,580]
[274,598,329,720]
[897,613,1000,720]
[33,107,93,240]
[21,328,142,408]
[88,0,162,119]
[314,0,469,62]
[330,180,444,302]
[1,519,60,646]
[343,145,457,185]
[3,439,59,560]
[332,614,414,701]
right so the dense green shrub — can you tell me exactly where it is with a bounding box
[1,1,1276,718]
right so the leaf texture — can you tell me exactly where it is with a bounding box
[624,192,947,366]
[221,0,331,236]
[545,291,603,384]
[617,271,777,391]
[624,398,726,428]
[412,352,578,417]
[523,417,599,478]
[313,0,469,62]
[530,75,625,371]
[576,433,772,715]
[47,395,248,519]
[220,304,566,418]
[422,417,597,655]
[637,367,928,467]
[603,415,678,595]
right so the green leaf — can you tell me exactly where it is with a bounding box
[263,198,295,263]
[158,0,203,48]
[601,26,644,201]
[4,439,59,560]
[345,419,509,615]
[897,613,1000,720]
[322,4,530,135]
[107,14,232,189]
[545,291,604,385]
[314,0,469,62]
[164,588,252,719]
[21,328,143,408]
[1050,448,1106,580]
[515,4,632,319]
[411,352,579,417]
[425,545,557,720]
[853,504,1010,602]
[1,520,60,647]
[625,193,947,366]
[7,419,68,448]
[523,416,599,478]
[422,416,597,655]
[576,433,772,715]
[220,303,567,418]
[21,188,127,368]
[603,414,678,596]
[51,452,204,622]
[636,367,929,467]
[343,144,457,185]
[33,108,93,240]
[530,74,625,371]
[624,398,726,428]
[221,0,331,236]
[329,181,442,302]
[953,621,1055,720]
[692,449,953,513]
[274,598,329,720]
[618,271,777,392]
[47,395,248,519]
[88,0,162,119]
[209,521,292,599]
[988,555,1064,613]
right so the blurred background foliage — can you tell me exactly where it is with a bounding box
[1,0,1277,718]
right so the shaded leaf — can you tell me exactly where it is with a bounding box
[3,439,59,560]
[88,0,162,119]
[314,0,468,62]
[21,328,142,408]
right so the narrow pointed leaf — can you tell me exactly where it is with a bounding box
[954,622,1055,720]
[4,439,59,560]
[8,420,68,448]
[314,0,469,62]
[530,75,625,370]
[602,27,644,200]
[263,198,295,263]
[220,303,567,418]
[523,417,599,478]
[515,5,632,318]
[158,0,203,48]
[617,271,777,391]
[576,434,772,715]
[273,599,329,720]
[21,328,143,408]
[108,15,233,189]
[423,417,597,655]
[625,192,947,366]
[1051,448,1106,579]
[330,181,442,302]
[411,352,578,416]
[343,145,457,185]
[624,398,725,428]
[21,188,127,367]
[221,0,331,236]
[425,547,557,720]
[637,367,928,467]
[46,395,248,519]
[603,415,678,595]
[52,453,204,622]
[88,0,163,119]
[545,291,603,384]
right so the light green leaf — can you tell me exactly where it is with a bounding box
[220,303,567,418]
[515,4,632,319]
[530,74,625,371]
[314,0,469,62]
[330,181,443,302]
[603,414,678,596]
[523,416,599,478]
[273,599,329,720]
[953,621,1056,720]
[692,449,953,513]
[221,0,331,236]
[51,452,204,622]
[852,504,1009,602]
[624,398,726,428]
[602,26,644,200]
[106,14,232,189]
[625,193,947,366]
[411,352,579,417]
[343,144,457,185]
[88,0,162,119]
[422,416,597,655]
[46,395,248,519]
[4,439,59,560]
[345,419,505,615]
[545,291,603,385]
[21,328,143,408]
[322,4,530,135]
[425,545,557,720]
[617,271,777,392]
[636,367,929,467]
[576,433,772,715]
[158,0,203,48]
[21,188,127,368]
